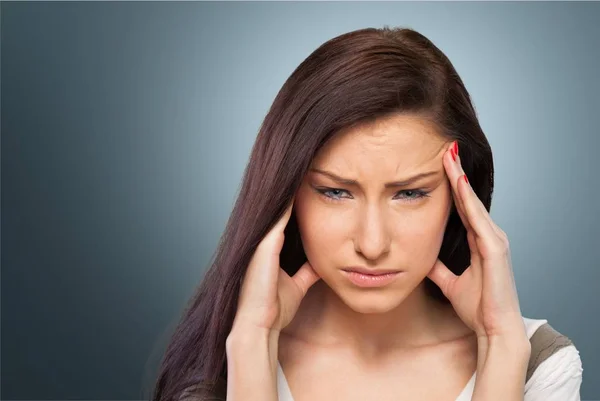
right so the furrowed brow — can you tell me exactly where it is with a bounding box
[309,168,439,188]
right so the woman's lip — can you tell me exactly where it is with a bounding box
[341,270,402,288]
[342,268,402,275]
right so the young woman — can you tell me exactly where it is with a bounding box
[151,27,582,401]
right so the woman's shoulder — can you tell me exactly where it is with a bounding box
[522,316,583,400]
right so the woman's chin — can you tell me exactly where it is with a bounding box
[339,290,407,314]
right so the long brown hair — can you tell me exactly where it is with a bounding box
[151,26,493,401]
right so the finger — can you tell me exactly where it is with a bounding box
[446,144,502,238]
[427,259,458,299]
[443,143,497,244]
[457,175,507,256]
[292,261,321,296]
[460,175,510,246]
[466,229,482,283]
[244,198,295,297]
[258,197,295,256]
[449,150,509,254]
[467,229,480,263]
[443,142,471,232]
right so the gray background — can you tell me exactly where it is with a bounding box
[2,1,598,399]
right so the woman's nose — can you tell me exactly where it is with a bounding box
[353,206,391,261]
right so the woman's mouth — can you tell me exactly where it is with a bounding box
[341,268,403,288]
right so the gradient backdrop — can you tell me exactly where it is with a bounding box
[2,1,599,400]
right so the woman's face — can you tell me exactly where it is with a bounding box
[294,114,453,314]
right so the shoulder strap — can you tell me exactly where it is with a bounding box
[526,322,573,383]
[178,378,228,401]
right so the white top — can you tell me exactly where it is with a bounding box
[276,316,583,401]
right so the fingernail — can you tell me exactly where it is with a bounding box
[453,141,459,157]
[463,174,469,184]
[450,143,456,161]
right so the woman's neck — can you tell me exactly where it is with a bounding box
[282,279,473,358]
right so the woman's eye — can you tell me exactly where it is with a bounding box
[397,190,426,200]
[319,188,351,200]
[316,188,430,202]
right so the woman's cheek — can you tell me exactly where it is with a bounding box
[399,204,450,261]
[299,208,347,273]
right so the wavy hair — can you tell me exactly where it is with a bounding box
[151,26,493,401]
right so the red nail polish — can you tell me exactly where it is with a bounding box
[451,147,456,161]
[463,174,469,184]
[453,141,459,157]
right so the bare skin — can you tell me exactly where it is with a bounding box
[277,114,479,400]
[278,282,478,401]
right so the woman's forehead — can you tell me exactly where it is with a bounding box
[312,116,447,169]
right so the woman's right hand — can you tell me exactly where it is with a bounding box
[232,197,321,333]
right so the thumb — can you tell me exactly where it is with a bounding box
[427,259,457,299]
[292,261,321,296]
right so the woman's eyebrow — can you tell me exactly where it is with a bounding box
[309,168,441,188]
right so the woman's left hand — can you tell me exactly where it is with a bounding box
[427,141,528,344]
